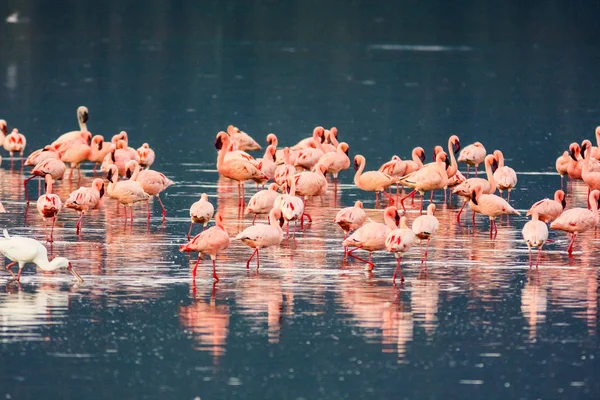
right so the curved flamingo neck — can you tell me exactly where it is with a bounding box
[217,136,230,170]
[45,175,54,194]
[383,211,398,229]
[289,178,298,196]
[485,159,497,192]
[496,151,505,168]
[312,130,323,151]
[353,158,366,186]
[447,138,458,176]
[130,162,141,180]
[412,149,423,168]
[329,130,339,147]
[590,193,600,223]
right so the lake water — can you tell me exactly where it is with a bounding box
[0,1,599,399]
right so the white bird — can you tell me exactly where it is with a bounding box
[385,216,417,283]
[188,193,215,239]
[246,183,280,224]
[0,229,83,282]
[522,210,549,269]
[493,150,518,201]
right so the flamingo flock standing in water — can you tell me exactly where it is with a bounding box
[0,105,599,284]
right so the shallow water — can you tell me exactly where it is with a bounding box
[1,1,600,399]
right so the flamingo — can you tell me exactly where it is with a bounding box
[526,190,566,223]
[353,154,396,205]
[444,135,462,197]
[555,151,570,190]
[101,140,138,177]
[246,183,280,224]
[88,135,111,173]
[105,164,150,223]
[453,154,498,222]
[36,193,62,242]
[188,193,215,239]
[379,155,407,195]
[253,144,278,186]
[179,212,231,282]
[25,146,59,167]
[266,133,286,163]
[581,139,600,191]
[136,143,155,169]
[227,125,261,151]
[24,158,67,203]
[215,131,267,207]
[274,147,296,186]
[288,163,328,222]
[412,203,439,264]
[125,160,175,218]
[342,206,401,270]
[235,208,285,269]
[566,142,584,180]
[469,185,520,238]
[458,141,486,177]
[592,126,600,159]
[314,142,350,186]
[493,150,518,201]
[0,229,83,282]
[64,178,105,234]
[59,135,92,179]
[4,128,26,167]
[0,119,7,146]
[404,147,426,175]
[273,178,305,236]
[335,200,367,251]
[550,189,600,256]
[522,210,549,268]
[385,216,417,283]
[50,106,89,147]
[321,127,339,153]
[294,127,326,170]
[110,131,138,161]
[398,151,450,213]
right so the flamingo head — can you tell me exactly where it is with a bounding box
[0,120,7,135]
[215,131,228,150]
[450,135,461,154]
[581,140,591,158]
[417,147,426,163]
[556,190,566,209]
[77,106,89,124]
[433,145,443,161]
[569,143,580,161]
[353,155,363,171]
[267,133,277,146]
[330,127,338,139]
[339,142,350,156]
[106,166,115,183]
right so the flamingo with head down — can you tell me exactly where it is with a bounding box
[385,215,417,283]
[526,190,565,223]
[458,141,486,177]
[188,193,215,239]
[522,210,548,268]
[64,178,105,234]
[235,208,285,269]
[353,155,396,205]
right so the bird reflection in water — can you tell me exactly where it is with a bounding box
[179,282,229,364]
[521,271,547,342]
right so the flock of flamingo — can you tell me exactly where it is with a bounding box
[0,107,599,285]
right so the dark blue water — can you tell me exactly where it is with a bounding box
[0,1,599,399]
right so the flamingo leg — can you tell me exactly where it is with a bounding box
[212,259,219,282]
[192,256,201,279]
[381,190,395,204]
[567,233,576,256]
[423,238,431,263]
[430,190,434,202]
[246,248,258,268]
[23,175,37,203]
[155,194,167,217]
[466,165,470,178]
[93,163,99,174]
[187,222,194,240]
[399,189,417,212]
[392,256,404,284]
[5,261,17,279]
[146,200,151,220]
[76,212,84,234]
[528,246,533,268]
[474,165,478,177]
[420,194,424,214]
[535,246,543,269]
[507,190,511,202]
[347,250,374,270]
[252,214,257,224]
[50,217,56,242]
[456,199,467,222]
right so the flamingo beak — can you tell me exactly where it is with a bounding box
[454,141,461,154]
[471,191,478,205]
[353,160,359,171]
[98,140,103,150]
[569,148,578,161]
[395,212,400,226]
[107,169,114,183]
[68,263,84,282]
[179,244,189,252]
[80,110,89,123]
[272,153,277,162]
[561,198,567,209]
[344,148,349,156]
[444,156,451,169]
[110,151,116,163]
[320,133,326,143]
[215,136,223,150]
[492,159,499,173]
[126,168,132,179]
[99,184,105,198]
[419,151,426,163]
[279,215,285,227]
[581,143,587,159]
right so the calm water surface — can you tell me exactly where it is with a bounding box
[0,1,599,399]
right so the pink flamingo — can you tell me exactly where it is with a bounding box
[343,206,401,270]
[379,155,407,195]
[404,147,426,175]
[51,106,89,147]
[136,143,155,169]
[110,131,138,161]
[0,119,7,146]
[88,135,111,173]
[522,210,549,268]
[469,185,520,238]
[294,127,326,170]
[566,142,584,180]
[4,128,26,167]
[59,136,92,179]
[274,178,305,236]
[335,200,367,251]
[398,151,450,213]
[253,144,278,187]
[288,163,328,223]
[592,126,600,159]
[412,203,439,264]
[24,158,67,203]
[64,178,105,234]
[25,146,59,167]
[188,193,215,239]
[550,189,600,256]
[274,147,296,186]
[581,139,600,192]
[321,127,339,153]
[105,164,150,223]
[235,208,285,269]
[442,135,462,198]
[314,142,350,186]
[246,183,279,224]
[36,191,62,243]
[385,215,416,283]
[555,151,570,189]
[179,212,231,282]
[527,190,566,223]
[101,140,138,176]
[453,154,498,222]
[125,160,175,218]
[353,154,396,205]
[227,125,262,151]
[493,150,518,201]
[215,131,267,207]
[458,141,486,177]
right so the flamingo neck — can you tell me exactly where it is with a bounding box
[496,152,505,168]
[353,159,365,186]
[312,132,323,151]
[412,150,423,167]
[447,139,458,176]
[45,175,54,194]
[283,149,291,165]
[485,160,497,192]
[289,179,297,197]
[383,213,399,230]
[130,162,141,181]
[216,137,230,170]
